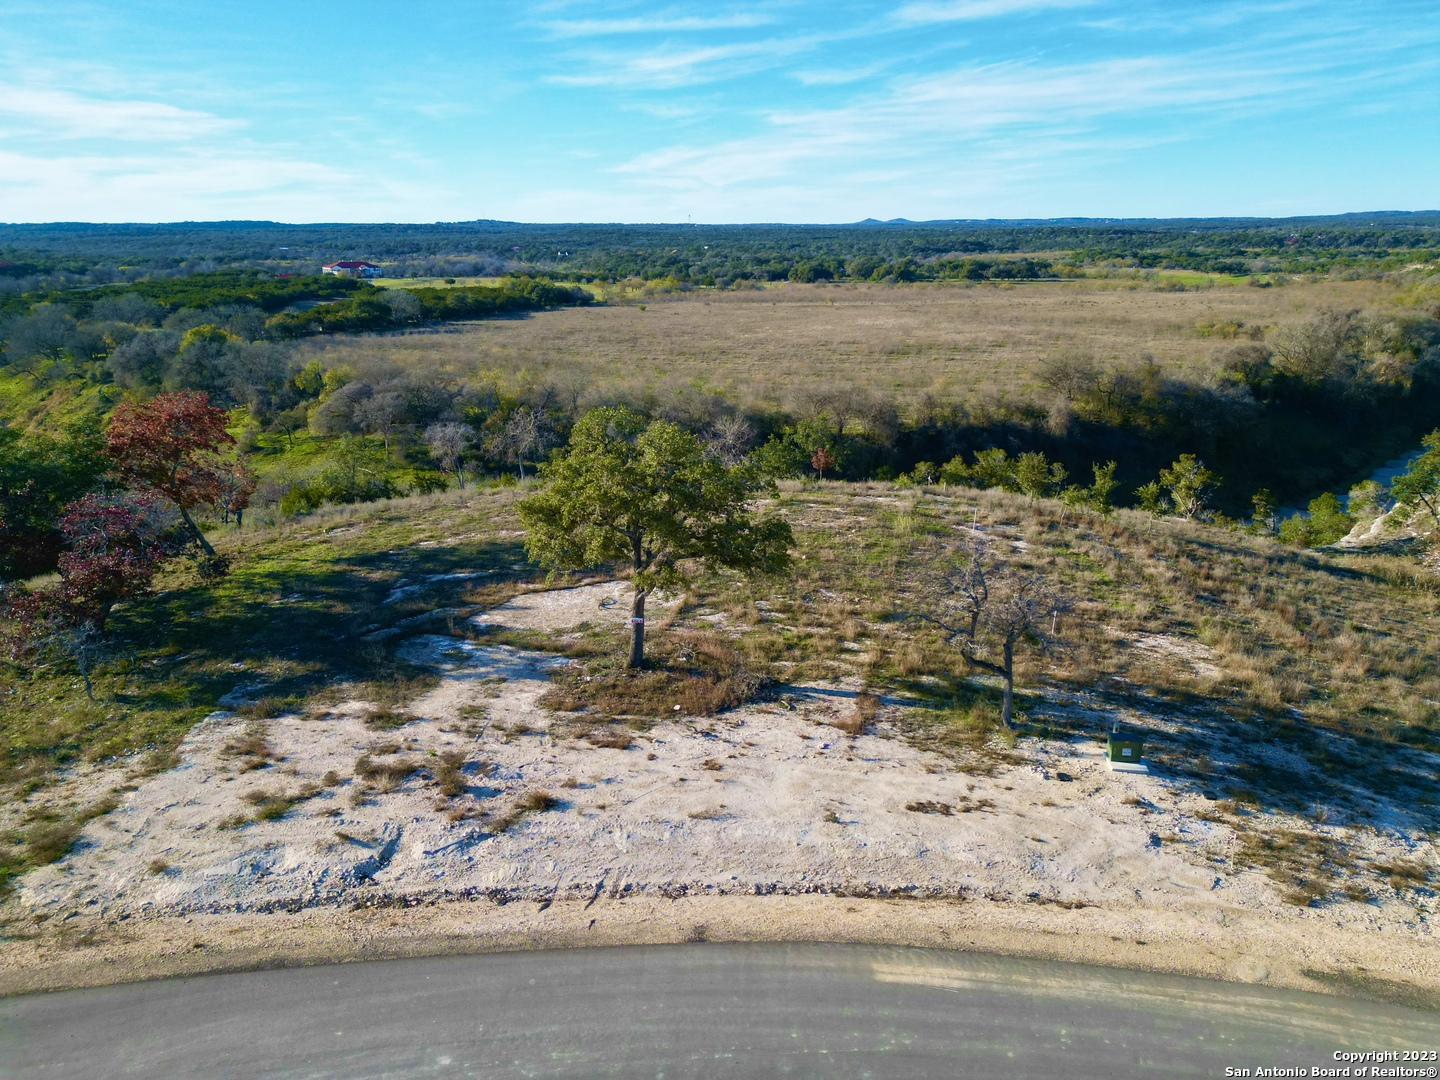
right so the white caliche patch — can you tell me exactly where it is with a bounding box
[14,586,1437,936]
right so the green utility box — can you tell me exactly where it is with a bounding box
[1107,726,1145,764]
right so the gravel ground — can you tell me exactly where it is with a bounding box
[5,582,1436,999]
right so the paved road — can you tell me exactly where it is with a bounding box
[4,943,1438,1078]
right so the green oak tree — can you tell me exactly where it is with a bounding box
[518,407,793,668]
[1392,430,1440,527]
[1158,454,1218,520]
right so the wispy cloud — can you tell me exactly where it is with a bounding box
[894,0,1094,25]
[544,12,777,37]
[0,84,238,142]
[792,62,891,86]
[612,52,1301,193]
[548,37,815,89]
[0,71,414,221]
[0,147,438,222]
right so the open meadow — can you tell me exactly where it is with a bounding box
[304,278,1396,407]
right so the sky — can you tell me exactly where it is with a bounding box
[1,1,1437,223]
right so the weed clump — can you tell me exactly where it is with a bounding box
[583,727,636,750]
[353,754,419,792]
[829,692,880,736]
[488,789,561,833]
[24,820,81,864]
[220,726,280,772]
[1372,859,1431,892]
[364,705,415,730]
[1237,828,1351,906]
[433,749,485,798]
[233,696,302,721]
[905,800,955,816]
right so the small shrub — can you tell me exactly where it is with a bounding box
[518,790,560,812]
[364,705,414,730]
[432,749,472,798]
[489,789,561,833]
[354,753,420,791]
[25,820,81,864]
[585,728,635,750]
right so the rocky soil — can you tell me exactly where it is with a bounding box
[13,585,1433,934]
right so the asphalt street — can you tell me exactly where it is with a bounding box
[4,943,1438,1078]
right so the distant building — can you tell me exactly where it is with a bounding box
[322,261,382,279]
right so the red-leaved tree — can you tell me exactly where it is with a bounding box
[55,492,174,629]
[106,390,234,559]
[2,493,176,697]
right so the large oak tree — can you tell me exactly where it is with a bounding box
[518,407,792,668]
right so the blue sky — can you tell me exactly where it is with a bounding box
[1,1,1437,223]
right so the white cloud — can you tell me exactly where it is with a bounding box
[0,147,440,221]
[548,37,815,89]
[792,63,891,86]
[0,84,238,142]
[894,0,1094,25]
[543,13,777,37]
[614,54,1278,193]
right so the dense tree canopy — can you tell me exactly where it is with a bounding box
[0,424,108,580]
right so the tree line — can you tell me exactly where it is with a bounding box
[3,282,1437,583]
[2,217,1437,292]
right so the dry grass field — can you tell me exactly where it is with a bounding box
[301,279,1395,407]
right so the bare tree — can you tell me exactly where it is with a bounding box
[1270,310,1358,385]
[910,537,1068,728]
[3,305,77,379]
[356,391,405,452]
[504,408,539,479]
[488,407,555,480]
[1038,348,1099,434]
[795,386,897,442]
[703,414,755,466]
[425,422,471,487]
[381,289,423,325]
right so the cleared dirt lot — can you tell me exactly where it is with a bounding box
[7,581,1435,1002]
[303,279,1392,406]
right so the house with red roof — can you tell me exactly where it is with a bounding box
[322,260,382,279]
